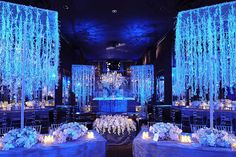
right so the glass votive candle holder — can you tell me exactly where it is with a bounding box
[87,131,95,139]
[43,135,54,145]
[142,131,150,140]
[231,142,236,149]
[179,134,192,143]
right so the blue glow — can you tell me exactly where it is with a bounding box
[99,100,127,113]
[74,20,105,43]
[62,76,71,105]
[131,65,154,105]
[157,76,164,102]
[122,20,156,45]
[175,1,236,100]
[72,65,95,107]
[0,1,59,100]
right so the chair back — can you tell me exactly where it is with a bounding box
[174,123,182,129]
[220,113,232,126]
[215,125,233,134]
[0,127,14,136]
[29,125,42,133]
[147,122,156,127]
[190,124,206,132]
[48,123,63,133]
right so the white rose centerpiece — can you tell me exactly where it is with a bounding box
[53,122,88,143]
[93,115,136,135]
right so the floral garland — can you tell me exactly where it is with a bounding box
[93,115,136,135]
[52,122,88,143]
[192,127,234,148]
[2,127,38,150]
[149,122,182,141]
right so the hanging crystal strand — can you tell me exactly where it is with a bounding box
[72,65,95,109]
[190,11,195,96]
[175,13,182,97]
[213,9,218,100]
[28,9,34,99]
[131,65,154,106]
[35,10,40,95]
[228,6,234,88]
[197,11,202,98]
[228,6,234,93]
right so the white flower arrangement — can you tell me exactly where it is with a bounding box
[93,115,136,135]
[149,122,182,141]
[2,127,38,150]
[192,127,234,148]
[52,122,88,143]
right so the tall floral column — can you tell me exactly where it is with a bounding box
[72,65,95,108]
[0,2,59,128]
[175,1,236,128]
[131,65,154,108]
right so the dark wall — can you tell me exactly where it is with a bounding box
[156,30,174,104]
[140,30,175,105]
[55,38,86,105]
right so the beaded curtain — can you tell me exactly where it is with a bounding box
[0,2,59,101]
[131,65,154,105]
[175,1,236,100]
[72,65,95,107]
[62,76,71,104]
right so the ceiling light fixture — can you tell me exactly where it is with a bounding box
[63,5,69,10]
[112,9,117,13]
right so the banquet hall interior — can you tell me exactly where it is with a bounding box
[0,0,236,157]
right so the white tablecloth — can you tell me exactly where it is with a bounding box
[133,130,236,157]
[0,130,106,157]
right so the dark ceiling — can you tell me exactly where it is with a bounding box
[58,0,177,61]
[2,0,236,61]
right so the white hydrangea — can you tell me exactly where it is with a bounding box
[53,122,88,143]
[149,122,182,141]
[2,127,38,150]
[194,127,234,148]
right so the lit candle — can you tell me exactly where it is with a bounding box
[179,135,192,143]
[231,142,236,149]
[128,118,133,122]
[87,131,95,139]
[142,131,150,140]
[43,135,54,145]
[0,142,3,149]
[153,133,159,142]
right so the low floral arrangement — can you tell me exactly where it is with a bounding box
[2,127,38,150]
[52,122,88,143]
[149,122,182,141]
[93,115,136,135]
[192,127,234,148]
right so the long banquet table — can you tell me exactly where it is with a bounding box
[0,130,106,157]
[133,130,236,157]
